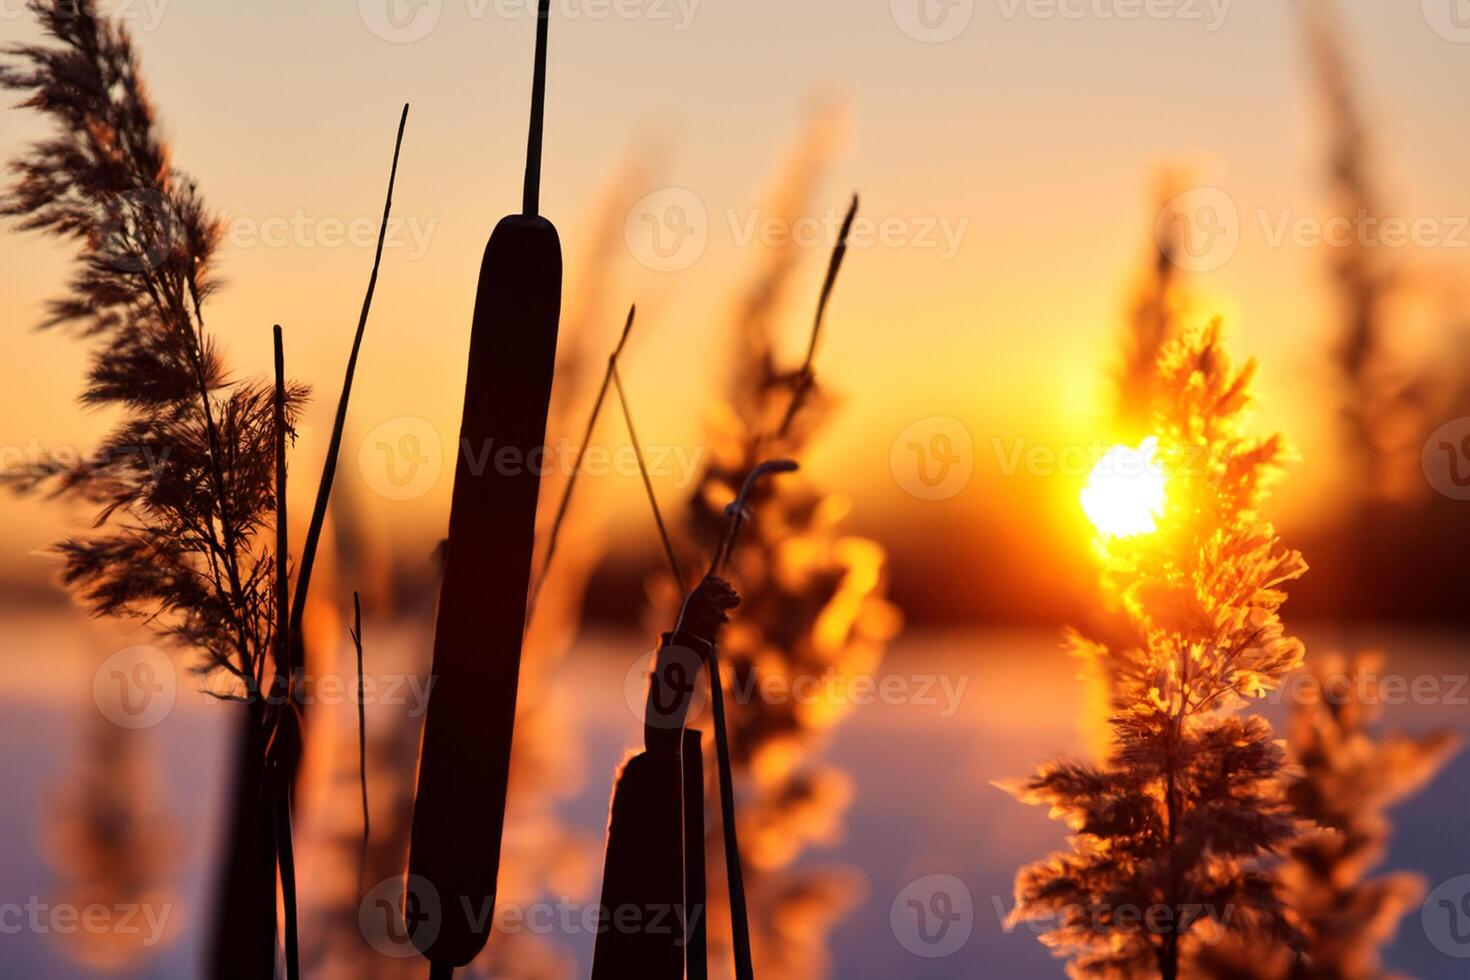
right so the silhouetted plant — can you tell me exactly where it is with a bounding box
[1003,322,1308,979]
[1,6,304,974]
[2,5,409,977]
[1,0,305,695]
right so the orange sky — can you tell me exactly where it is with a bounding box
[2,0,1468,590]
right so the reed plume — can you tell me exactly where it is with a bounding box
[1294,0,1413,506]
[1193,653,1460,979]
[2,6,412,976]
[2,8,307,971]
[1003,322,1308,979]
[1,0,305,698]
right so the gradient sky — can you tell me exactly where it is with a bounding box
[2,0,1468,587]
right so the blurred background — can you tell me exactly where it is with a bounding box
[1,0,1467,976]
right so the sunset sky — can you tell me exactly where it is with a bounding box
[3,0,1468,598]
[3,8,1470,979]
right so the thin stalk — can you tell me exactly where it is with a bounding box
[350,591,370,895]
[675,460,795,980]
[611,362,686,594]
[774,194,858,440]
[273,324,290,698]
[526,304,637,622]
[275,762,300,980]
[271,325,300,980]
[289,104,410,668]
[523,0,551,216]
[711,460,798,576]
[706,641,753,980]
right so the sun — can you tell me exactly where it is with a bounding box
[1081,437,1167,538]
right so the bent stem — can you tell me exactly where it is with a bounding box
[687,459,795,980]
[526,304,638,622]
[612,362,686,594]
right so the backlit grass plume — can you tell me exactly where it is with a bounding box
[1194,652,1460,979]
[1002,322,1308,980]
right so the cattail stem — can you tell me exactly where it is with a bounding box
[272,325,290,695]
[275,762,300,980]
[676,460,795,980]
[270,325,299,980]
[523,0,551,216]
[705,641,753,980]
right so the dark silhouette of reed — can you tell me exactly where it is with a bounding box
[0,4,410,975]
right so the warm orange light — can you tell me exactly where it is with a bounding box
[1080,438,1166,538]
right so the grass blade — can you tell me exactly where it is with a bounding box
[288,104,410,659]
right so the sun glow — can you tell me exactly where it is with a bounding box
[1080,438,1167,538]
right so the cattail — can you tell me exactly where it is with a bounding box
[660,189,897,979]
[407,0,564,971]
[596,454,794,980]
